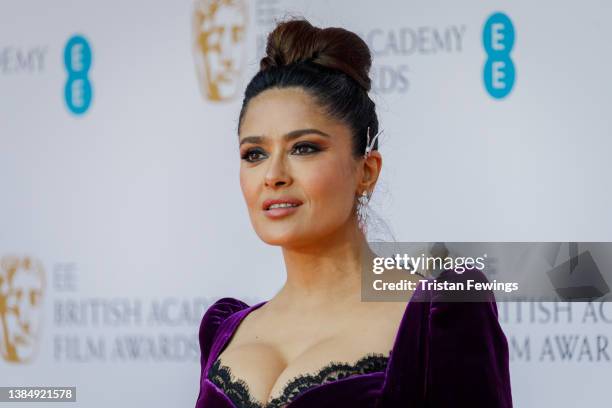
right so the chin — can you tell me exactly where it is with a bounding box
[254,225,309,247]
[258,232,300,247]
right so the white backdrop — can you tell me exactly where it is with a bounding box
[1,0,611,406]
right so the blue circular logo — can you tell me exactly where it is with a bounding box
[483,12,515,56]
[483,57,515,99]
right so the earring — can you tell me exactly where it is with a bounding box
[357,190,369,233]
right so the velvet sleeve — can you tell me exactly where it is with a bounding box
[196,297,249,404]
[198,297,249,367]
[424,268,513,407]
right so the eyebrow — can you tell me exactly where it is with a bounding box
[239,128,331,146]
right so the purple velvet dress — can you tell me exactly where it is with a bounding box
[195,267,513,407]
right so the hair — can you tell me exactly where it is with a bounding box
[237,17,379,158]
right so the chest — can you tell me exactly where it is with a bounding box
[209,319,394,406]
[208,351,389,407]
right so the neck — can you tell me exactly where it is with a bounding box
[273,221,376,310]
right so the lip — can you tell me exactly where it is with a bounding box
[262,197,303,219]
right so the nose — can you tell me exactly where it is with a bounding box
[264,152,291,189]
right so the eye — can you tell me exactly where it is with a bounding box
[292,142,320,155]
[241,148,266,163]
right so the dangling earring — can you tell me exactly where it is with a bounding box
[357,190,370,233]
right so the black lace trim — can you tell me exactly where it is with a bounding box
[208,352,390,408]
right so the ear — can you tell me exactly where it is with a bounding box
[357,150,382,195]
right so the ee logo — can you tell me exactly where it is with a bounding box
[482,12,515,99]
[64,35,93,115]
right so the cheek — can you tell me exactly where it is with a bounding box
[303,159,355,216]
[239,170,258,209]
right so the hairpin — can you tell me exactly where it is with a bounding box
[364,126,382,158]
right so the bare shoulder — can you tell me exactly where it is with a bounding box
[334,299,410,353]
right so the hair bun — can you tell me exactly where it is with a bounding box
[260,18,372,92]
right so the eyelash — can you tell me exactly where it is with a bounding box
[241,142,321,163]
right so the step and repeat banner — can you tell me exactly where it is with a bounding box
[2,0,611,406]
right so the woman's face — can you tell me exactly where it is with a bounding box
[239,87,360,248]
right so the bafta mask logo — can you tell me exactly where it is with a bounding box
[0,255,46,363]
[192,0,248,101]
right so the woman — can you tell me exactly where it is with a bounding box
[195,18,512,408]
